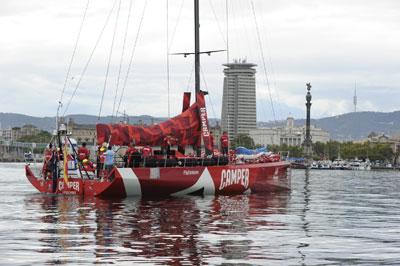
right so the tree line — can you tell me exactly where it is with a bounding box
[231,134,396,163]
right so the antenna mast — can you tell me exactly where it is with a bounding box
[194,0,200,97]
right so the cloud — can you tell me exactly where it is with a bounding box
[0,0,400,121]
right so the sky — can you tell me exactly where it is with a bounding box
[0,0,400,122]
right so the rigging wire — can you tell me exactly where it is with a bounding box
[252,1,283,119]
[208,0,227,46]
[226,0,229,63]
[98,0,122,120]
[230,0,240,56]
[200,66,217,119]
[166,0,170,118]
[241,0,267,121]
[116,0,148,116]
[266,44,282,120]
[59,0,90,105]
[240,1,255,60]
[112,0,134,120]
[168,0,184,49]
[186,62,195,92]
[63,0,119,116]
[250,0,276,122]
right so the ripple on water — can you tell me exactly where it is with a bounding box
[0,164,400,265]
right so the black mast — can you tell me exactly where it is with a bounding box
[194,0,200,97]
[171,0,224,98]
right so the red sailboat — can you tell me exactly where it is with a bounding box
[25,0,290,198]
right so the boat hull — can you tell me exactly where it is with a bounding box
[25,161,290,198]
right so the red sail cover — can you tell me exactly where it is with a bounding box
[97,102,201,147]
[96,92,213,153]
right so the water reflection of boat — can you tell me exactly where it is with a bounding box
[26,191,290,264]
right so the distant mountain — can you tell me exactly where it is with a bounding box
[258,111,400,140]
[0,113,56,131]
[0,113,164,132]
[2,111,400,140]
[0,113,220,133]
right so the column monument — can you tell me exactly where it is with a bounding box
[303,83,313,160]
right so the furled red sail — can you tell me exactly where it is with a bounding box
[97,103,200,147]
[96,92,213,153]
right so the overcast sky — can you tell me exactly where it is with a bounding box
[1,0,399,122]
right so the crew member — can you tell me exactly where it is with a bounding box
[77,142,90,161]
[78,142,95,172]
[210,131,215,149]
[96,143,107,178]
[142,146,152,158]
[163,135,175,158]
[220,131,229,156]
[104,146,115,172]
[43,143,54,179]
[125,141,137,167]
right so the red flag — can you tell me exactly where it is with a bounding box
[63,137,69,184]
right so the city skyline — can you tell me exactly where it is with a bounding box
[1,0,399,121]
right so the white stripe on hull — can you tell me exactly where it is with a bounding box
[117,168,142,196]
[171,167,215,196]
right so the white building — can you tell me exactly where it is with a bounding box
[0,127,12,142]
[221,59,257,141]
[249,117,330,147]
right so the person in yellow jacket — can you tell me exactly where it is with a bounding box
[96,143,107,179]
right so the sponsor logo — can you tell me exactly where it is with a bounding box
[58,181,80,192]
[183,170,199,175]
[199,107,210,137]
[219,168,249,190]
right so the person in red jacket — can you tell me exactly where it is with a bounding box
[96,143,107,178]
[77,142,90,161]
[78,142,94,172]
[125,141,137,167]
[163,135,176,158]
[220,131,229,156]
[209,131,215,150]
[42,143,54,179]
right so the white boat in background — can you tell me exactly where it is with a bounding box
[331,159,350,170]
[310,160,332,169]
[310,158,371,171]
[349,158,371,171]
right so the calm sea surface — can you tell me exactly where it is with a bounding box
[0,163,399,265]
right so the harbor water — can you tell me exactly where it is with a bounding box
[0,163,399,265]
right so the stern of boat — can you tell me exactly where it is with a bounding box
[250,161,291,193]
[25,164,50,193]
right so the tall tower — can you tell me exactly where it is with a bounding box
[353,81,357,113]
[221,60,257,140]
